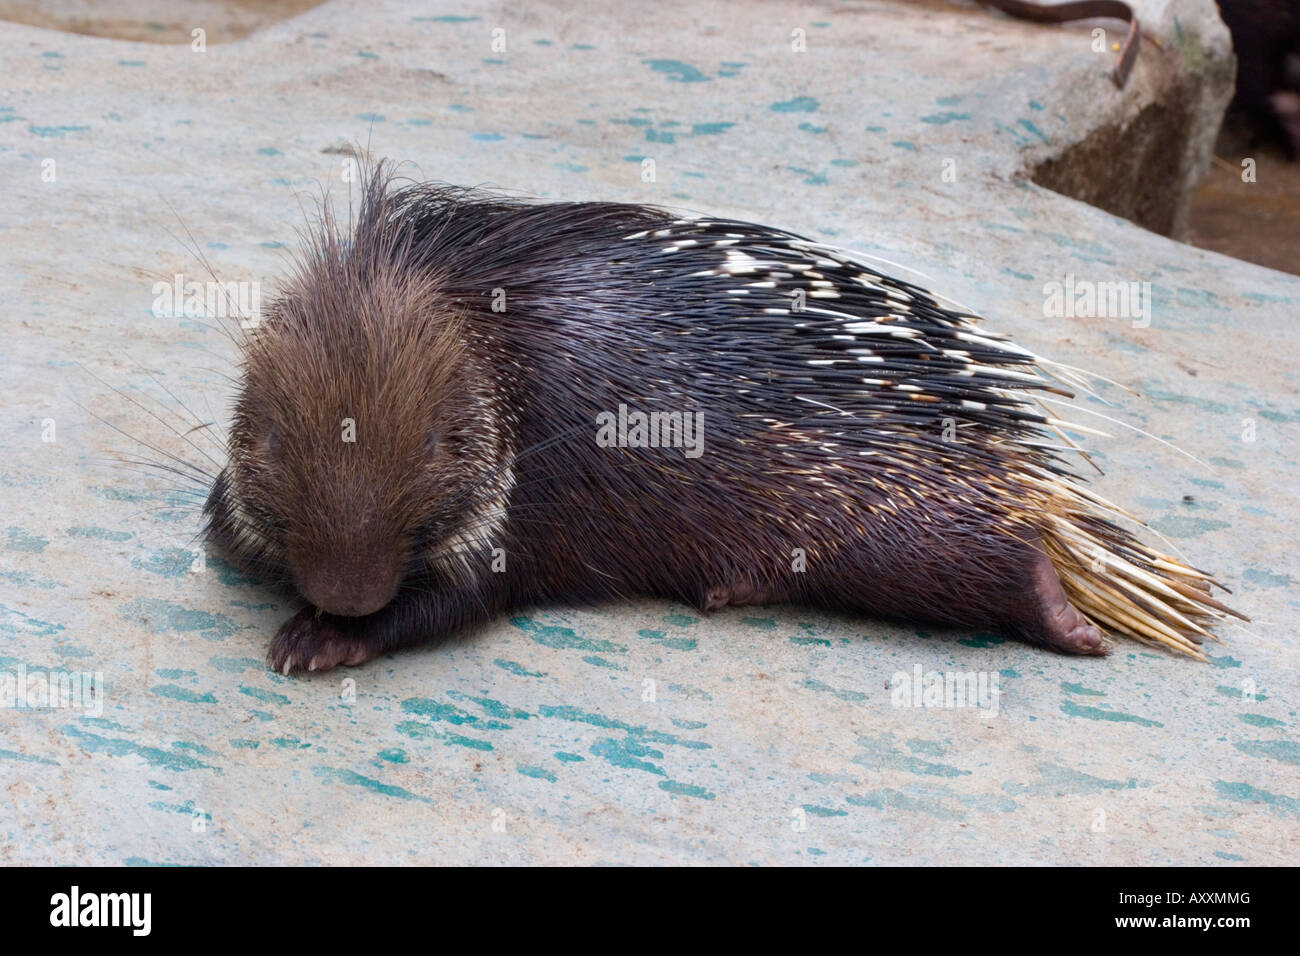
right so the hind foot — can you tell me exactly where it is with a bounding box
[703,580,770,612]
[268,606,381,675]
[1022,554,1107,656]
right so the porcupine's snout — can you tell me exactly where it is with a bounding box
[288,535,404,617]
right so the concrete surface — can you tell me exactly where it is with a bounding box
[1,0,1296,865]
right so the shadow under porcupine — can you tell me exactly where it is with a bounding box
[201,162,1243,674]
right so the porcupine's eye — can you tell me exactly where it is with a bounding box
[266,424,283,459]
[423,430,439,457]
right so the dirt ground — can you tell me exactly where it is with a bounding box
[1187,144,1300,277]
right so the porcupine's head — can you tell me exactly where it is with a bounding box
[203,169,511,617]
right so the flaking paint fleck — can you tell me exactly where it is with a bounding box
[1214,781,1299,816]
[62,726,216,772]
[637,628,696,650]
[314,766,429,802]
[1216,684,1268,701]
[1239,714,1284,728]
[1061,700,1162,727]
[643,59,709,82]
[1003,763,1138,796]
[240,685,290,706]
[401,697,478,724]
[66,526,131,541]
[6,526,48,552]
[151,684,216,704]
[770,96,819,113]
[494,658,543,677]
[592,735,665,774]
[120,598,240,641]
[659,779,715,799]
[1235,739,1300,765]
[803,678,867,703]
[518,764,557,781]
[538,705,710,750]
[511,616,626,653]
[1061,682,1105,697]
[131,548,193,578]
[846,789,962,819]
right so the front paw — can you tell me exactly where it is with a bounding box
[268,606,380,675]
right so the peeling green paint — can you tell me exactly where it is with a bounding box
[1061,682,1105,697]
[62,726,216,772]
[494,658,543,677]
[314,766,429,802]
[659,779,715,799]
[643,59,709,82]
[151,684,216,704]
[518,764,557,782]
[846,789,962,819]
[240,685,289,706]
[1239,714,1284,728]
[1214,781,1299,815]
[591,737,665,774]
[1235,739,1300,765]
[511,616,626,653]
[120,598,240,641]
[1004,763,1137,796]
[6,526,48,552]
[770,96,818,113]
[637,628,696,650]
[803,678,867,703]
[1061,700,1162,727]
[66,526,131,541]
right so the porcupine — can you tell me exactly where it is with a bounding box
[203,162,1242,674]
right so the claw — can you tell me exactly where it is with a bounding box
[268,606,380,675]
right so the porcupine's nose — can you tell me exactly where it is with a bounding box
[289,538,404,617]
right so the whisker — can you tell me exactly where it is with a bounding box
[74,362,224,476]
[121,351,228,454]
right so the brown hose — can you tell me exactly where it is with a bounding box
[980,0,1140,87]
